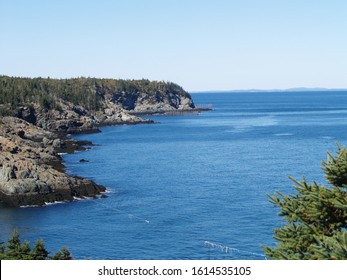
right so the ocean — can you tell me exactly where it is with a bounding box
[1,91,347,259]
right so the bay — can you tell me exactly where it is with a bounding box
[1,91,347,259]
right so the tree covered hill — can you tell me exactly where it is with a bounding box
[0,76,194,116]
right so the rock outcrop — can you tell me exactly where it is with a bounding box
[22,100,152,134]
[109,90,194,113]
[0,117,105,207]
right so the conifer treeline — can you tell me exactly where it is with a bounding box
[0,230,72,260]
[0,75,188,115]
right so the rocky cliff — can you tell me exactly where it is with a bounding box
[17,100,152,134]
[108,87,194,113]
[0,76,197,206]
[0,117,105,207]
[1,76,196,132]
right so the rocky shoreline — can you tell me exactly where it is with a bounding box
[0,117,103,207]
[0,111,156,207]
[0,77,200,207]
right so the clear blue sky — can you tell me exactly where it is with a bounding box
[1,0,347,91]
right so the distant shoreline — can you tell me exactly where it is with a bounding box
[190,88,347,94]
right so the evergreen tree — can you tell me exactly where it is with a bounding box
[0,230,72,260]
[264,145,347,259]
[0,241,5,259]
[52,247,73,260]
[6,229,22,259]
[30,240,49,260]
[20,241,32,260]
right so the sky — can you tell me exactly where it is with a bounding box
[1,0,347,91]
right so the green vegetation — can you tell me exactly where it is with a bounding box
[0,75,188,115]
[0,229,72,260]
[264,144,347,259]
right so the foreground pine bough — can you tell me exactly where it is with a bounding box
[263,144,347,260]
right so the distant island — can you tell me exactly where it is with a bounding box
[192,87,347,93]
[0,76,197,207]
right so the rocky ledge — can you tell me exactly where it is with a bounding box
[0,117,106,207]
[16,99,153,134]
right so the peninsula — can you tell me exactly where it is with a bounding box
[0,76,196,207]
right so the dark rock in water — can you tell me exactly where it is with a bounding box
[76,140,94,147]
[79,159,89,163]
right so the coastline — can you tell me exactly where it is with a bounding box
[0,107,205,207]
[0,117,107,207]
[128,106,212,116]
[0,76,202,207]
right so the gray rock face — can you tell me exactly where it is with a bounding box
[35,101,100,133]
[0,117,105,207]
[31,98,152,133]
[95,102,152,125]
[110,91,195,113]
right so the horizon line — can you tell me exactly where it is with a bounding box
[189,87,347,93]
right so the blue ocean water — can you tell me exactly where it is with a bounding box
[1,91,347,259]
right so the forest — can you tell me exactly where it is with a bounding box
[0,75,188,116]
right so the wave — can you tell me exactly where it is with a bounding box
[19,205,40,208]
[44,201,67,206]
